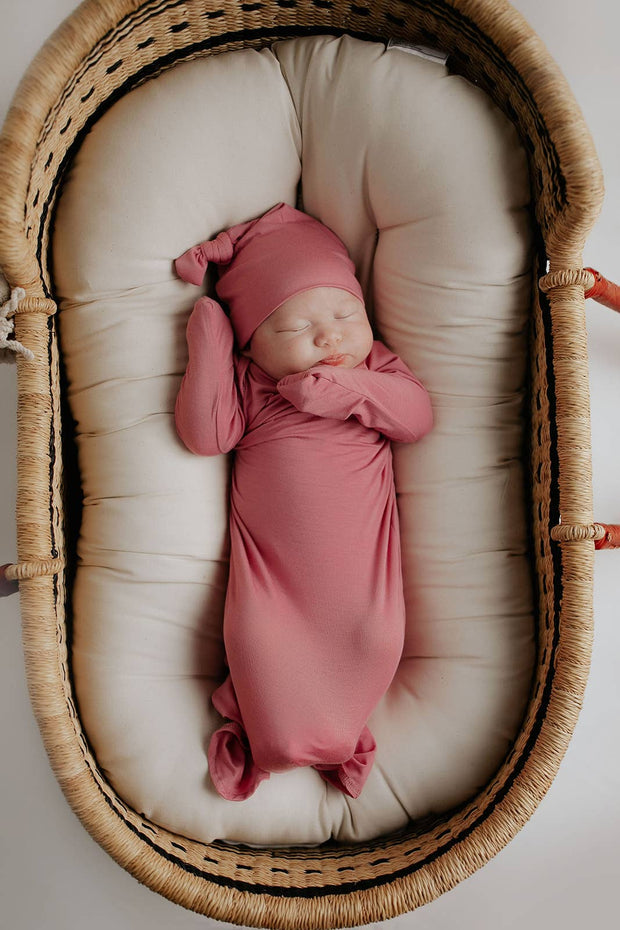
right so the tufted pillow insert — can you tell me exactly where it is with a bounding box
[53,34,535,846]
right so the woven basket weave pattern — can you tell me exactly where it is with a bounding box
[0,1,603,925]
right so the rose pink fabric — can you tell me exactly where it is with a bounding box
[175,298,433,801]
[175,202,364,348]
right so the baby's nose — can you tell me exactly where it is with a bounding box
[315,325,343,347]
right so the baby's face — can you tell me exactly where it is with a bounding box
[241,287,374,381]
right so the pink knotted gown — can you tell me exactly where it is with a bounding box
[175,297,433,800]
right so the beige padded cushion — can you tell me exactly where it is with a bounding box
[53,35,534,846]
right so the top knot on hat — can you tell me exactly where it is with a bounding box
[175,230,235,285]
[175,202,364,348]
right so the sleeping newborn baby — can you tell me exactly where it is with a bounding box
[174,202,433,801]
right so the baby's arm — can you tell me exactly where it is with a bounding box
[175,297,245,455]
[277,341,433,442]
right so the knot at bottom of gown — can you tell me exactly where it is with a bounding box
[312,725,376,799]
[207,721,271,801]
[207,715,377,801]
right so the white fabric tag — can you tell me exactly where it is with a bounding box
[386,38,448,65]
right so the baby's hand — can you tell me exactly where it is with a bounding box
[186,296,235,354]
[189,295,227,321]
[277,351,433,442]
[177,296,246,455]
[276,367,343,418]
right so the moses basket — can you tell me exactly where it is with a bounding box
[1,0,618,927]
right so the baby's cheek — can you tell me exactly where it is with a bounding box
[280,344,309,377]
[358,325,374,355]
[293,339,314,365]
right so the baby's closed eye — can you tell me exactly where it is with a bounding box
[277,323,310,333]
[275,306,362,333]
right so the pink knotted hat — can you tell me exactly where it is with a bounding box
[175,202,364,348]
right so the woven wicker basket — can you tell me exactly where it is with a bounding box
[0,1,612,926]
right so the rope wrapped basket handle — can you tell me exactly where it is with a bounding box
[539,266,619,550]
[1,282,63,595]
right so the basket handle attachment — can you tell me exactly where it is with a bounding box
[0,565,19,596]
[539,267,619,550]
[583,267,620,312]
[539,266,620,312]
[550,524,620,549]
[0,286,35,361]
[594,525,620,549]
[0,559,65,596]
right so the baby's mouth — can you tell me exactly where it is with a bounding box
[319,354,347,366]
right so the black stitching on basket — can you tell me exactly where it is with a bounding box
[536,167,544,195]
[80,86,95,103]
[242,2,264,10]
[114,797,129,816]
[312,0,333,9]
[271,868,290,874]
[370,858,390,866]
[141,822,157,834]
[106,59,124,74]
[171,842,187,851]
[48,312,59,672]
[351,4,371,14]
[505,99,517,123]
[385,12,405,26]
[537,259,562,610]
[44,152,53,170]
[170,20,190,32]
[204,856,219,865]
[203,8,225,18]
[522,131,535,153]
[236,864,254,871]
[276,0,297,7]
[337,866,355,873]
[137,36,156,49]
[59,118,72,135]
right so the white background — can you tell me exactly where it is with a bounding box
[0,2,618,928]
